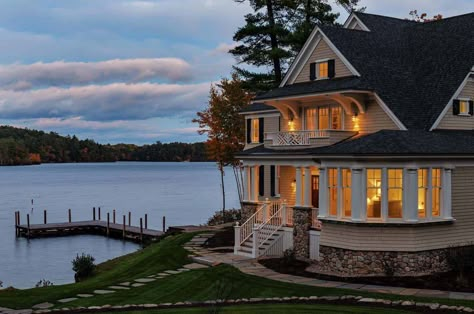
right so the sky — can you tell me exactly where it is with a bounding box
[0,0,472,145]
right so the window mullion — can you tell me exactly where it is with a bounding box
[381,168,388,222]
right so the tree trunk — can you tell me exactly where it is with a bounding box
[266,0,282,83]
[220,165,226,222]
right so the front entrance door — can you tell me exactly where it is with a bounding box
[312,175,319,208]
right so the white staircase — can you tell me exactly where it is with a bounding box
[234,200,289,258]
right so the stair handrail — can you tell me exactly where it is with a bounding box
[238,202,266,246]
[256,201,286,254]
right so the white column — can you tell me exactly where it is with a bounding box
[426,169,433,220]
[405,168,419,222]
[443,168,453,220]
[243,166,249,201]
[351,168,363,222]
[295,167,302,207]
[318,168,328,218]
[249,166,256,202]
[303,167,312,207]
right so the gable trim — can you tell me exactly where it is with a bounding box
[280,27,361,87]
[373,93,407,130]
[343,13,370,31]
[429,71,474,131]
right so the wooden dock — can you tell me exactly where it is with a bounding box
[14,208,166,243]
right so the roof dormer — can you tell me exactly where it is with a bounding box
[343,13,370,31]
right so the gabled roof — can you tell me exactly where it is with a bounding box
[256,12,474,130]
[240,103,278,114]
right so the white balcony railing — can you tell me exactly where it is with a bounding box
[265,130,329,146]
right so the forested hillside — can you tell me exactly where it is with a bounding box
[0,126,209,165]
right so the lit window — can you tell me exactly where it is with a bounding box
[331,107,342,130]
[432,168,442,217]
[388,169,403,219]
[418,169,428,218]
[328,168,338,216]
[367,169,382,219]
[460,100,470,115]
[342,169,351,217]
[251,119,259,143]
[318,62,329,78]
[305,108,317,130]
[318,107,329,130]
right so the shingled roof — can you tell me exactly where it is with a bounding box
[255,12,474,130]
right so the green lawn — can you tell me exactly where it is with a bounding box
[119,303,417,314]
[0,232,473,311]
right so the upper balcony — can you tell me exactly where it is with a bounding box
[264,129,357,149]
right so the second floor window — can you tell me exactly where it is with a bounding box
[305,105,343,130]
[318,61,329,78]
[251,119,259,143]
[453,99,473,116]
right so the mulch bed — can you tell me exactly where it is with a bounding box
[260,258,474,293]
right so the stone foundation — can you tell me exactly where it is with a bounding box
[293,207,311,259]
[240,202,259,223]
[315,246,450,276]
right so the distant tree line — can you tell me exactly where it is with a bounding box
[0,126,209,166]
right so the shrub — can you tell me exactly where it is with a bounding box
[35,279,53,288]
[207,208,241,226]
[446,245,474,287]
[283,249,296,265]
[72,253,96,282]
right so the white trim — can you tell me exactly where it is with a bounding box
[280,27,361,87]
[258,89,369,103]
[343,13,370,32]
[245,113,280,119]
[373,93,407,130]
[430,71,474,131]
[239,109,279,115]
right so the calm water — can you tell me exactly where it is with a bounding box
[0,162,239,288]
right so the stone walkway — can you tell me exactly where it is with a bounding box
[189,236,474,302]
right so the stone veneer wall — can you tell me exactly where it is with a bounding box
[241,202,259,223]
[317,246,450,276]
[293,207,311,259]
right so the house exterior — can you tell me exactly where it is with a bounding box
[233,12,474,277]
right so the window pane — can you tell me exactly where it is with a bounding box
[328,168,338,216]
[319,107,329,130]
[432,168,442,217]
[367,169,382,218]
[331,106,342,130]
[305,108,317,130]
[342,168,351,217]
[388,169,403,218]
[418,169,428,218]
[319,62,328,78]
[252,119,259,143]
[460,101,469,114]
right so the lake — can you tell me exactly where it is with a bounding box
[0,162,239,288]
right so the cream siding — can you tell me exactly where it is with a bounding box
[437,80,474,129]
[320,167,474,252]
[294,39,352,84]
[279,166,296,205]
[345,96,399,133]
[244,114,280,150]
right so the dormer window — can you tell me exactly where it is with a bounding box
[310,59,335,81]
[453,99,473,116]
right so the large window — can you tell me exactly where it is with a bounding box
[328,168,338,216]
[388,169,403,218]
[342,168,351,217]
[318,107,329,130]
[305,108,317,130]
[304,105,343,131]
[251,118,259,143]
[331,107,342,130]
[432,168,442,217]
[367,169,382,219]
[418,169,428,218]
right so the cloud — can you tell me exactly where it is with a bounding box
[211,43,238,55]
[0,82,211,121]
[0,58,192,90]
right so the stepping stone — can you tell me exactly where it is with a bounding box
[164,270,180,275]
[33,302,54,309]
[77,294,94,298]
[147,275,156,278]
[135,278,156,283]
[109,285,130,290]
[177,268,190,272]
[158,272,170,276]
[94,289,116,294]
[119,282,131,286]
[183,263,209,269]
[57,297,78,303]
[131,283,145,287]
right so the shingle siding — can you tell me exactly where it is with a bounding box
[437,80,474,130]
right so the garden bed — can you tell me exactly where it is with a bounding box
[260,258,474,293]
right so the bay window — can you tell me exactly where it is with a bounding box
[342,168,351,217]
[367,169,382,219]
[328,168,338,216]
[418,169,428,218]
[432,168,442,217]
[388,169,403,218]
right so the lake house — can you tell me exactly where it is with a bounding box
[234,12,474,276]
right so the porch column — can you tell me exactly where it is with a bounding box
[405,168,419,222]
[249,166,256,202]
[318,168,328,218]
[243,166,249,202]
[351,168,363,221]
[443,168,453,220]
[303,167,312,207]
[295,166,303,207]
